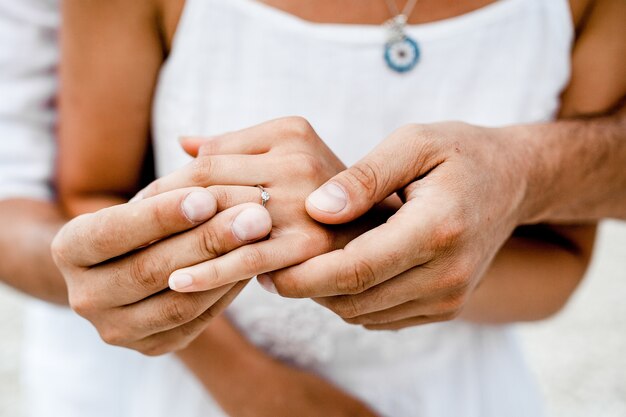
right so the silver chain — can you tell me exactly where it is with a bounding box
[383,0,420,20]
[383,0,419,42]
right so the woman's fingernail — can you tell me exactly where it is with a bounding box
[182,191,216,223]
[169,273,194,291]
[257,274,278,294]
[129,192,144,203]
[231,206,271,241]
[307,183,347,213]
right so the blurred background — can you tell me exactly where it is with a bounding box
[1,220,625,417]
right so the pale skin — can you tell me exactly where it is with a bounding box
[0,0,623,414]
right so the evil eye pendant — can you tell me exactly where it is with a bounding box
[384,36,420,73]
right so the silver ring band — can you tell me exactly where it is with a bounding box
[256,185,270,207]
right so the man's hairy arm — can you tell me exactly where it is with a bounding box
[520,106,626,223]
[521,0,626,223]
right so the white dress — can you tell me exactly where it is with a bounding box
[150,0,573,415]
[9,0,573,416]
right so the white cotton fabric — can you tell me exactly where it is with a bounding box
[2,0,574,416]
[0,0,57,201]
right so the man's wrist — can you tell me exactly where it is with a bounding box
[495,123,561,226]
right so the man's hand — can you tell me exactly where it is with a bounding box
[264,122,530,329]
[51,187,272,355]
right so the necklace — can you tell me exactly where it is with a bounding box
[382,0,420,73]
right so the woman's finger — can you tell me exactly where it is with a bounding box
[139,154,275,199]
[207,185,267,211]
[180,116,318,157]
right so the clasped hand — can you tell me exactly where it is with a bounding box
[53,116,529,354]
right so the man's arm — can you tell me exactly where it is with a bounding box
[522,0,626,222]
[520,105,626,223]
[261,0,625,327]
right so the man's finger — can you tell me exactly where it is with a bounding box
[311,264,440,319]
[362,314,451,331]
[121,283,236,338]
[168,232,321,292]
[53,187,217,267]
[90,203,271,305]
[270,206,434,298]
[306,124,440,225]
[126,280,248,355]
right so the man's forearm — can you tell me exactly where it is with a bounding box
[0,199,68,305]
[515,105,626,223]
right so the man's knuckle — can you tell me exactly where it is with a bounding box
[129,254,165,291]
[336,257,376,294]
[160,301,194,326]
[241,247,266,272]
[431,217,466,250]
[335,297,363,318]
[68,289,96,317]
[99,326,128,346]
[197,225,225,259]
[298,228,332,255]
[208,186,232,208]
[140,342,170,357]
[443,260,474,293]
[345,162,381,199]
[442,293,466,316]
[50,231,70,265]
[84,213,118,256]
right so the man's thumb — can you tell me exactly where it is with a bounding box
[306,155,411,225]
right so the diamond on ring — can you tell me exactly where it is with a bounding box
[256,185,270,207]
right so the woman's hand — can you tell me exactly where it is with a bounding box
[138,117,396,293]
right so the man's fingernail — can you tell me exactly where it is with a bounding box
[129,192,144,203]
[182,191,216,223]
[169,273,193,291]
[257,274,278,294]
[231,206,271,241]
[307,183,347,213]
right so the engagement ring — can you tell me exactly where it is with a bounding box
[256,185,270,207]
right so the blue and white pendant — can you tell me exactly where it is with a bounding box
[383,15,420,73]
